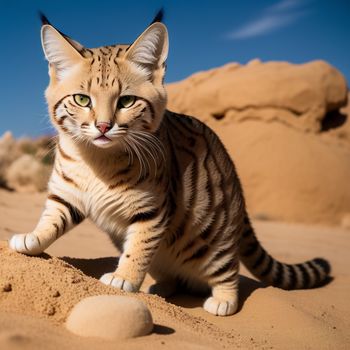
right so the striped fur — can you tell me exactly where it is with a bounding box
[9,16,331,316]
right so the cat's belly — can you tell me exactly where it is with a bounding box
[149,246,210,293]
[150,239,207,280]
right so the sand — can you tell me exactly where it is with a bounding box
[0,188,349,349]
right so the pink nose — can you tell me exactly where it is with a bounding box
[96,121,112,134]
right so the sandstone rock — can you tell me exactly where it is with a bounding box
[328,92,350,143]
[167,60,350,225]
[167,60,347,133]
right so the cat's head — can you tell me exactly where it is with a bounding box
[41,15,168,149]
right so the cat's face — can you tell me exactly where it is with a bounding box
[42,22,168,149]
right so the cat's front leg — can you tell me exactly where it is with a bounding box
[9,193,84,255]
[100,210,165,292]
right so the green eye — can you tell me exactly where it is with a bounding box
[73,94,91,107]
[118,95,136,109]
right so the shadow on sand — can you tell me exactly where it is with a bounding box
[61,256,119,279]
[60,256,265,313]
[166,275,265,312]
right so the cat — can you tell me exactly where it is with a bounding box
[9,12,330,316]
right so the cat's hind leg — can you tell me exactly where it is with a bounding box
[203,282,239,316]
[9,194,84,255]
[203,259,240,316]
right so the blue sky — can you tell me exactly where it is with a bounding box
[0,0,349,137]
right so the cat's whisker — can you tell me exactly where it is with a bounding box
[127,134,149,161]
[127,134,156,177]
[120,138,133,167]
[132,130,166,165]
[36,137,57,163]
[129,130,166,176]
[124,137,144,180]
[128,133,158,177]
[124,139,134,166]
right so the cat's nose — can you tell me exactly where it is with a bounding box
[95,121,112,134]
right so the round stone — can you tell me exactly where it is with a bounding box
[65,295,153,340]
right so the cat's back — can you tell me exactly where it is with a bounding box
[162,110,238,181]
[158,110,245,243]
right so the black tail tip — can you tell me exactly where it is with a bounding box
[313,258,331,275]
[38,11,50,26]
[151,8,164,24]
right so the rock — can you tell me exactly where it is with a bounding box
[65,295,153,340]
[167,60,348,133]
[2,283,12,292]
[213,120,350,225]
[330,92,350,143]
[167,60,350,225]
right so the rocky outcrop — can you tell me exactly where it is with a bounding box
[167,60,348,133]
[167,60,350,226]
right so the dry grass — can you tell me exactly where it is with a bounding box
[0,132,54,192]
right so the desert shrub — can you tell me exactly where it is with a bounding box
[0,131,54,191]
[6,154,51,192]
[17,137,39,155]
[0,132,21,188]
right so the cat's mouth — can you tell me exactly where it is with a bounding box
[92,135,112,147]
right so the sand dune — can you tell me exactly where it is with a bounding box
[0,189,349,349]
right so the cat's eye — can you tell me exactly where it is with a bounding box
[73,94,91,107]
[118,95,136,109]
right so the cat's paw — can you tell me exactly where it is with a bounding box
[203,296,238,316]
[100,273,138,293]
[148,281,177,298]
[9,233,44,256]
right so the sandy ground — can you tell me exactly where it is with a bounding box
[0,189,349,349]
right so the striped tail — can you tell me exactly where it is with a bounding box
[239,217,331,289]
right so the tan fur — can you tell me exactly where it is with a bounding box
[9,19,330,316]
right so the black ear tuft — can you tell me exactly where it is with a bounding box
[39,11,51,26]
[151,8,164,24]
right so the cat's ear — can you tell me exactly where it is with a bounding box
[41,24,85,80]
[125,22,168,71]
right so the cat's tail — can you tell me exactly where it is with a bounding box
[239,216,331,289]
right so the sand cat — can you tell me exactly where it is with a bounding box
[9,12,330,316]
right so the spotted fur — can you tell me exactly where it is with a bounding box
[9,14,331,316]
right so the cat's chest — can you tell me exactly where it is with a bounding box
[58,153,157,235]
[83,172,131,230]
[81,166,156,235]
